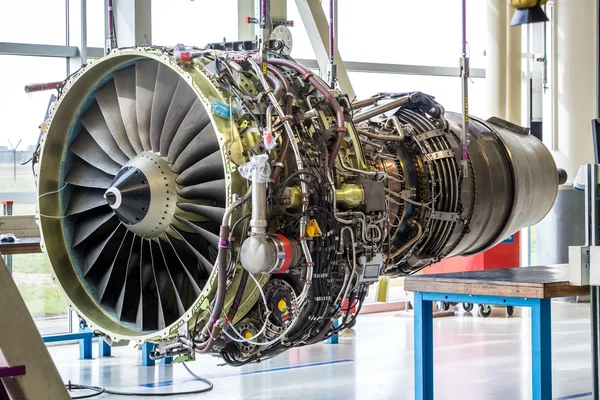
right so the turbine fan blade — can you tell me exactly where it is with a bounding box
[135,60,158,151]
[138,239,159,331]
[72,207,116,247]
[79,103,129,165]
[175,151,224,186]
[174,216,220,248]
[177,179,226,203]
[69,129,121,175]
[159,79,197,157]
[176,203,225,224]
[150,64,180,152]
[66,187,108,216]
[167,99,211,164]
[156,239,186,317]
[114,66,144,153]
[148,242,167,330]
[172,128,220,174]
[115,236,141,321]
[94,80,137,158]
[82,223,122,276]
[171,228,214,275]
[162,235,202,306]
[97,231,133,304]
[65,157,115,189]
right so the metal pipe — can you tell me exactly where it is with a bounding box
[387,221,423,260]
[460,0,469,177]
[357,128,404,142]
[265,71,284,101]
[24,81,64,93]
[328,0,336,89]
[267,57,346,169]
[107,0,117,51]
[80,0,87,64]
[246,58,314,301]
[587,162,600,399]
[592,6,600,390]
[265,64,292,182]
[351,97,381,110]
[353,96,410,123]
[250,169,267,235]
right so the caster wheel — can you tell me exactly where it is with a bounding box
[462,303,474,312]
[437,301,450,312]
[450,302,458,306]
[478,304,492,318]
[507,306,514,316]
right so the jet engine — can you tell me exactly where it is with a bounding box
[36,47,564,364]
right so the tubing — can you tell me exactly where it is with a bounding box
[351,96,381,110]
[24,81,63,93]
[195,191,250,351]
[353,96,410,123]
[267,64,293,182]
[267,58,346,169]
[265,71,284,101]
[387,221,423,260]
[357,128,404,142]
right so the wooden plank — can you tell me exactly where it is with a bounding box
[0,257,70,399]
[403,265,589,299]
[0,237,42,255]
[0,215,39,238]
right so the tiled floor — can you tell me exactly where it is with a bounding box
[49,301,593,399]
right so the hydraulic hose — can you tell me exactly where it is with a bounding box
[267,58,347,170]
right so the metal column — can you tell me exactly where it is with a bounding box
[587,162,600,399]
[591,1,600,395]
[2,201,13,274]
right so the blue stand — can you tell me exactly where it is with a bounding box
[43,331,94,360]
[326,320,339,344]
[413,292,552,400]
[141,342,173,366]
[142,342,155,366]
[98,338,112,357]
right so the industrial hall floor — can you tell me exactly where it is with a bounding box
[49,301,593,400]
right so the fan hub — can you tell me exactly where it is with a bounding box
[108,152,178,238]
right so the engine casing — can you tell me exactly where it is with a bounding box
[36,47,562,364]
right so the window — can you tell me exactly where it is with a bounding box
[11,254,70,335]
[348,72,488,117]
[0,55,69,334]
[152,0,238,47]
[0,0,66,45]
[288,0,486,68]
[87,0,106,48]
[0,56,66,198]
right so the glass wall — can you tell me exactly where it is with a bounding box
[288,0,486,68]
[152,0,238,47]
[0,1,72,334]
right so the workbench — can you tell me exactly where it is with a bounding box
[404,265,589,400]
[0,237,41,255]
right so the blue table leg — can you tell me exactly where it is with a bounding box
[142,342,155,366]
[79,335,92,360]
[414,292,434,400]
[327,320,339,344]
[159,357,173,365]
[531,298,552,400]
[78,326,93,360]
[98,338,111,357]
